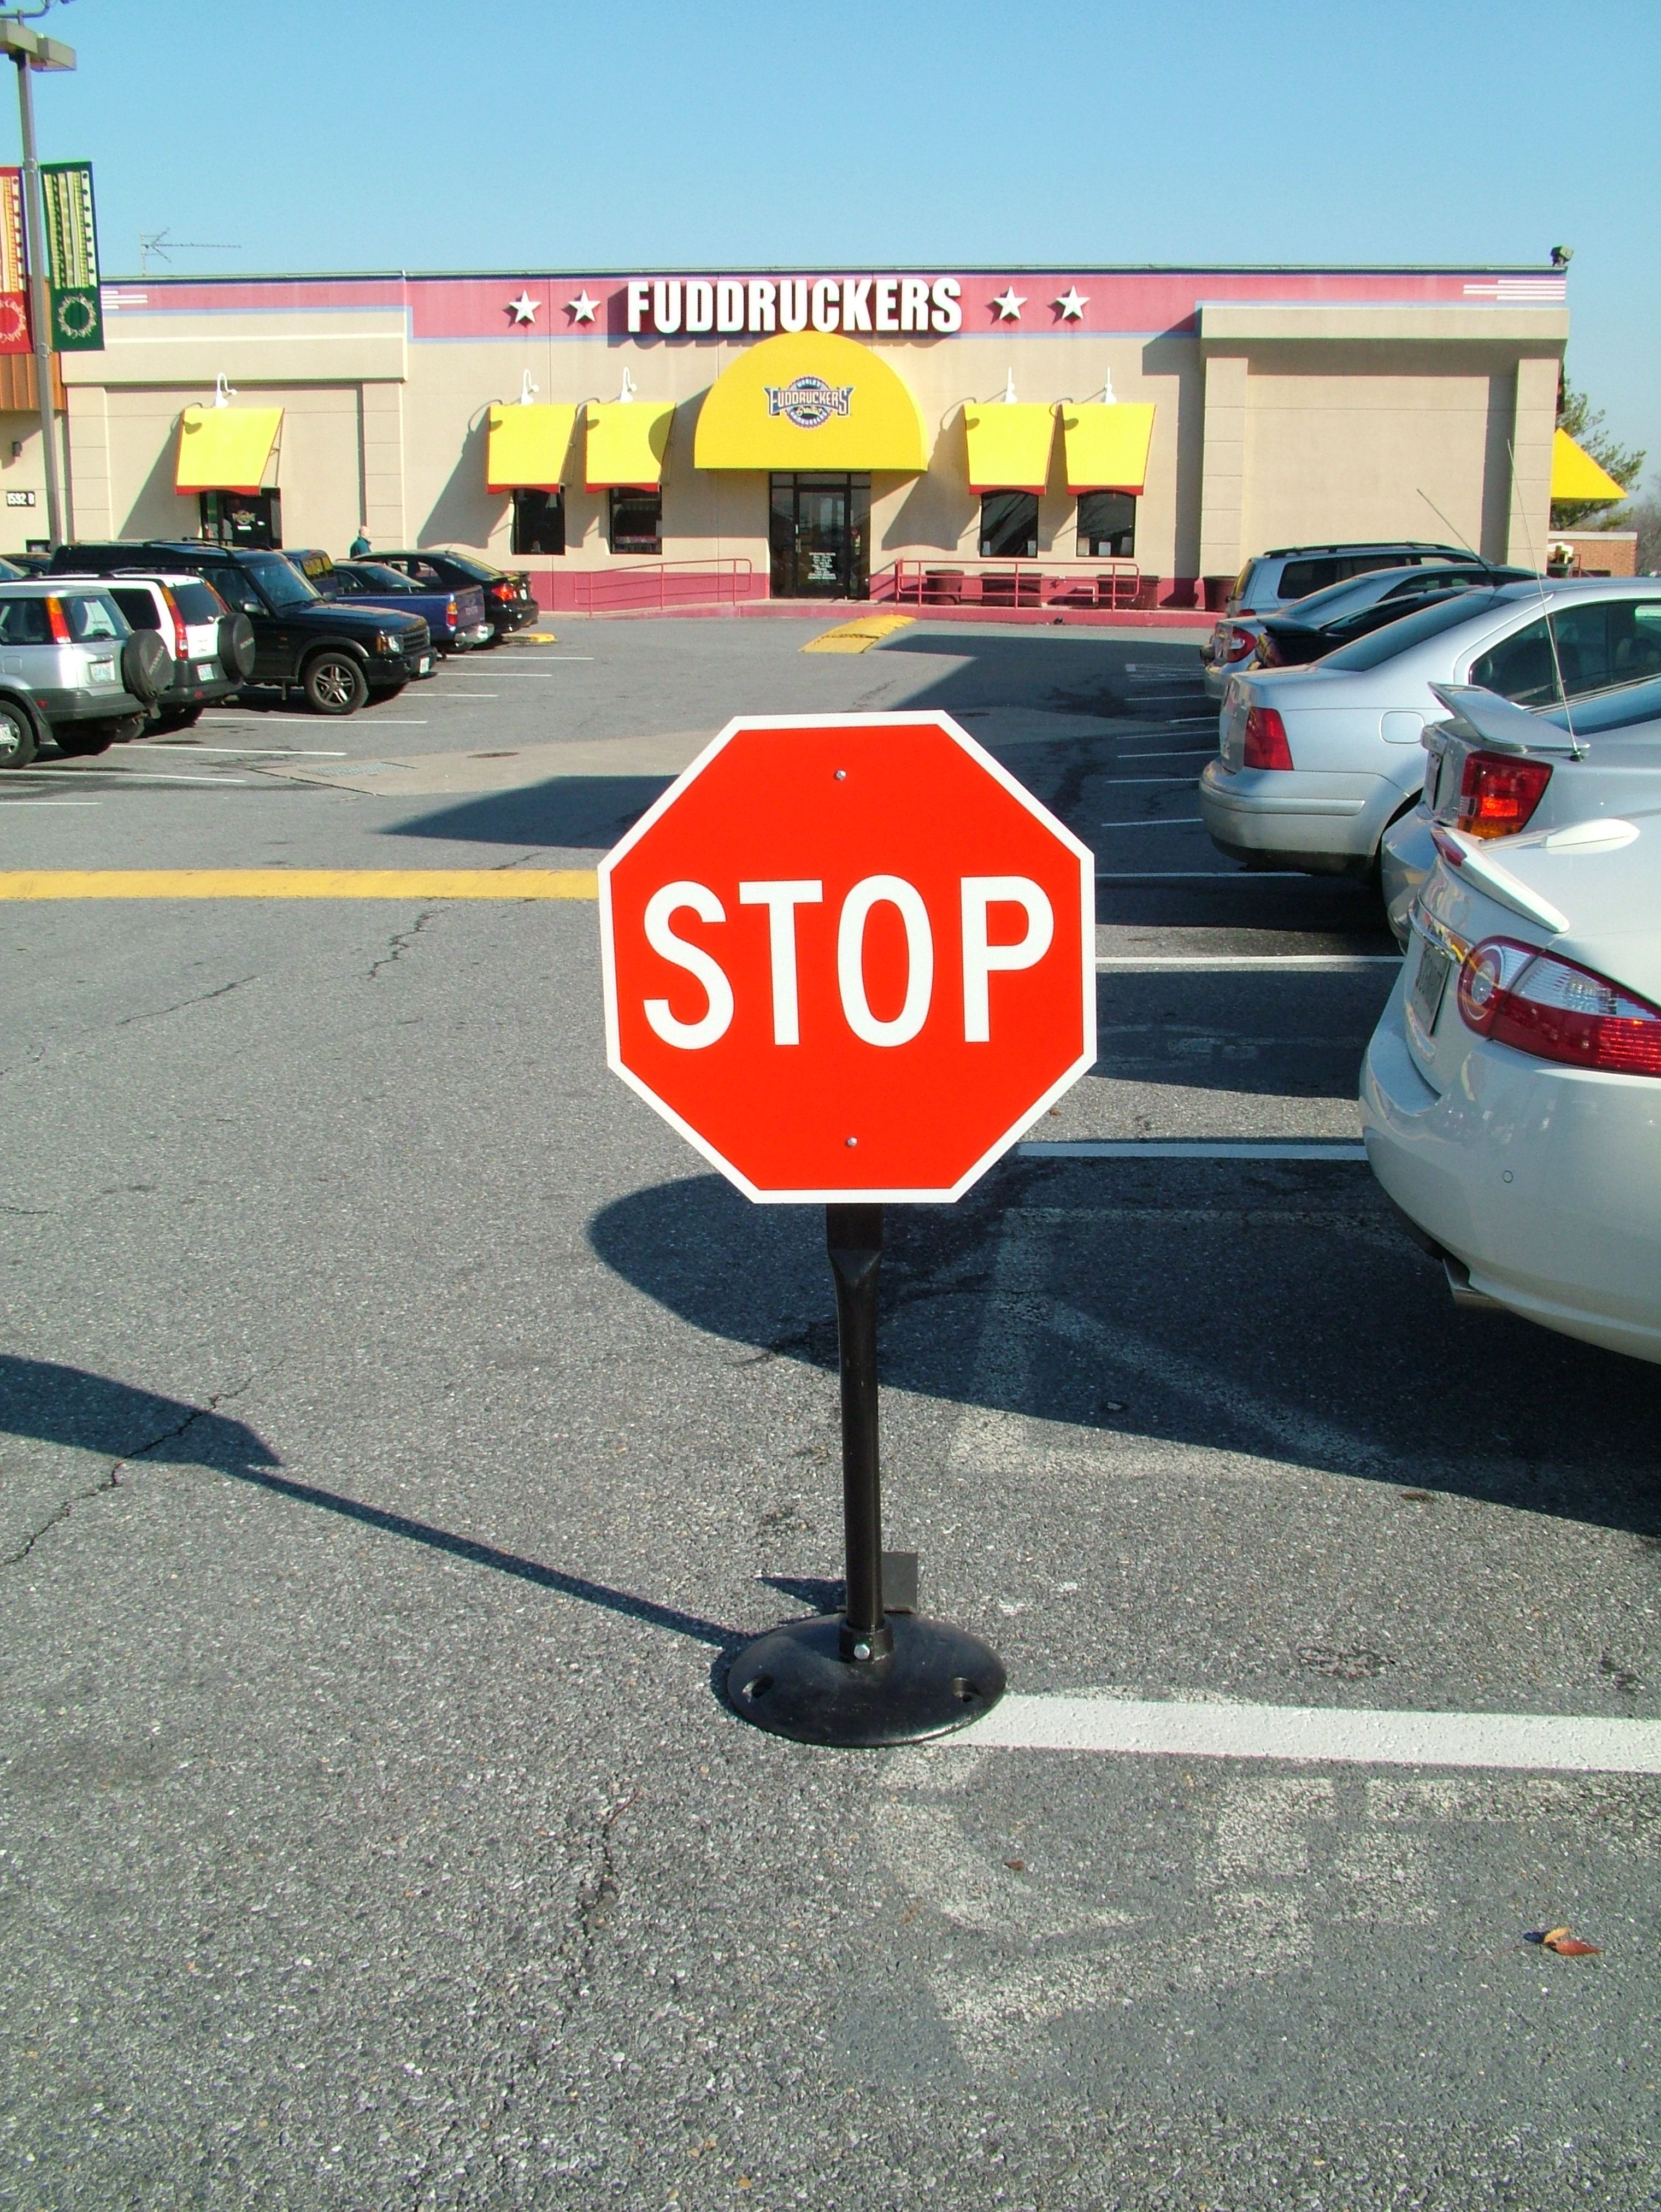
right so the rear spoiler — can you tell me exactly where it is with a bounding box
[1427,683,1582,757]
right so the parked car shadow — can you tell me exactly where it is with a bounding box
[385,774,675,851]
[588,1166,1661,1539]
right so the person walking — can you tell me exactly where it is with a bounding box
[349,526,372,558]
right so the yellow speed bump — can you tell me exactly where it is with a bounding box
[0,868,598,900]
[800,614,915,655]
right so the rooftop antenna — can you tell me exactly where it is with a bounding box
[139,227,242,277]
[1415,484,1499,585]
[1506,438,1584,758]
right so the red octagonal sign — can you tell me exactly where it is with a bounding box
[600,713,1095,1202]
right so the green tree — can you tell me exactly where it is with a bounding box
[1553,376,1648,528]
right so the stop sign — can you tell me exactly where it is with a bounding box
[600,713,1094,1202]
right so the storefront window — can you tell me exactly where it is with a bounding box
[1077,491,1135,559]
[200,490,282,550]
[512,489,565,557]
[610,488,662,556]
[978,491,1038,560]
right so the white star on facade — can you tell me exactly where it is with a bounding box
[1053,286,1089,321]
[990,286,1025,322]
[566,289,599,324]
[506,290,541,325]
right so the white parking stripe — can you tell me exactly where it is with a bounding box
[1095,871,1310,881]
[954,1693,1661,1774]
[1098,817,1205,828]
[145,745,348,757]
[1018,1140,1368,1160]
[1100,775,1200,785]
[1094,955,1398,971]
[0,798,99,807]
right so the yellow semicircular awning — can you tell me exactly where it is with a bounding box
[585,399,675,490]
[175,405,283,495]
[962,402,1056,495]
[1058,402,1156,495]
[1551,428,1628,503]
[486,403,577,492]
[692,332,927,473]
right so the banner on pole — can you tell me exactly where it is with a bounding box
[0,170,31,356]
[40,161,102,351]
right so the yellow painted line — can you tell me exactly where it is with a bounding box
[516,631,561,643]
[0,868,598,901]
[800,614,915,654]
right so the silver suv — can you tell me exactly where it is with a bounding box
[1203,541,1471,698]
[0,581,172,768]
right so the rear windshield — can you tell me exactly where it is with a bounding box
[433,550,500,583]
[60,593,127,641]
[171,581,226,622]
[1319,592,1507,672]
[355,564,417,590]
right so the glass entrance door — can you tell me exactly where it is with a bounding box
[769,474,870,599]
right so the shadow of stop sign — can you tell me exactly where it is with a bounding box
[600,714,1095,1201]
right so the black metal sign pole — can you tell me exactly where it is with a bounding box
[727,1204,1006,1748]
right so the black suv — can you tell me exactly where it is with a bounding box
[369,550,539,643]
[48,540,432,715]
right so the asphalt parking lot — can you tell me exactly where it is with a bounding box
[4,616,1660,2211]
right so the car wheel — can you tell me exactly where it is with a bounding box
[0,699,37,768]
[149,704,203,734]
[55,725,115,757]
[302,651,369,716]
[120,630,173,702]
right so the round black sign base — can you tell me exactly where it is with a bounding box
[726,1613,1006,1748]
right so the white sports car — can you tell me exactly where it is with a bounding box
[1362,804,1661,1363]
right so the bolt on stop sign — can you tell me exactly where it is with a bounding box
[600,713,1095,1201]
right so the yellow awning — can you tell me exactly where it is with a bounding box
[584,399,675,490]
[693,332,927,472]
[1058,402,1156,495]
[175,405,282,494]
[486,403,576,492]
[962,403,1055,495]
[1551,428,1627,503]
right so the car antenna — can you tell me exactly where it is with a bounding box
[1505,440,1585,759]
[1415,486,1498,584]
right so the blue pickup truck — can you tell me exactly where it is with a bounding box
[284,550,490,655]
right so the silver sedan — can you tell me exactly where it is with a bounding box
[1199,580,1661,879]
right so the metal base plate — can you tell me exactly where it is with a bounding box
[726,1613,1006,1747]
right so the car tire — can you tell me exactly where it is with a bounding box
[218,613,256,682]
[0,698,37,768]
[149,704,203,734]
[54,725,115,757]
[302,650,369,716]
[120,630,173,702]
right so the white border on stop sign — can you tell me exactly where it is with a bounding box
[598,710,1098,1204]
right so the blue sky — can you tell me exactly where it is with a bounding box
[10,0,1658,484]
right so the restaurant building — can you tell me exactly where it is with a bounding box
[5,261,1571,612]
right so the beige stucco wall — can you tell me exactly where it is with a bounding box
[52,293,1566,589]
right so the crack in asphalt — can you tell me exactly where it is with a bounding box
[114,974,257,1030]
[3,1374,257,1568]
[565,1793,638,2002]
[367,908,438,982]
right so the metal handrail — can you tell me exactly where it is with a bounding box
[573,557,755,613]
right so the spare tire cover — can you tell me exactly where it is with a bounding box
[120,629,173,702]
[219,611,256,681]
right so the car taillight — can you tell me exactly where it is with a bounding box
[1457,937,1661,1075]
[1456,751,1552,840]
[1223,628,1257,663]
[161,585,188,660]
[44,596,69,643]
[490,581,514,601]
[1243,705,1293,770]
[446,597,457,624]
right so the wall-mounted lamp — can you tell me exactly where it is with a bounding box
[213,372,237,407]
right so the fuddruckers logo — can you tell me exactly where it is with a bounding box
[764,375,853,430]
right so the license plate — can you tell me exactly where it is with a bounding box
[197,661,216,680]
[420,655,432,674]
[1408,929,1453,1039]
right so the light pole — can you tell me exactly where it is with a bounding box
[0,16,73,549]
